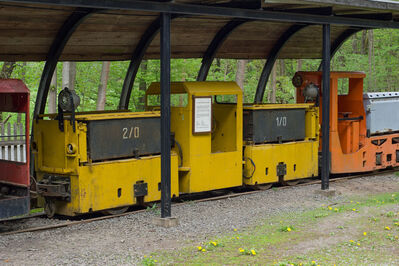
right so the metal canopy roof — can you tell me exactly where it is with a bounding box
[0,0,399,61]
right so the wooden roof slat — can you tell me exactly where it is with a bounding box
[0,0,396,61]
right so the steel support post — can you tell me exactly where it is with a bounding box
[321,24,331,190]
[160,12,171,218]
[254,24,307,103]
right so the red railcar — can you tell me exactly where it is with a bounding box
[0,79,30,219]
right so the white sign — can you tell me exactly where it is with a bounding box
[193,97,212,133]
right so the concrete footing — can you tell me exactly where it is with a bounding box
[314,189,337,197]
[152,217,179,228]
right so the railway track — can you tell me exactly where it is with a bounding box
[1,169,397,236]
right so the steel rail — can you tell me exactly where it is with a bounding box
[2,169,396,236]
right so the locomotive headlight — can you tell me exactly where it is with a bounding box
[292,73,303,88]
[303,83,319,100]
[58,88,80,112]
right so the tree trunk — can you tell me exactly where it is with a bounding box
[0,62,16,79]
[48,68,57,113]
[69,62,76,91]
[362,30,368,55]
[279,59,285,76]
[368,30,375,91]
[62,62,76,91]
[137,60,148,111]
[297,59,302,72]
[21,62,27,82]
[62,62,69,89]
[271,63,277,104]
[352,35,358,54]
[235,60,247,89]
[96,62,111,111]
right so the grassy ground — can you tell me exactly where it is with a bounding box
[141,191,399,265]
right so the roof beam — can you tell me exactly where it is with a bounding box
[34,7,95,117]
[254,24,308,103]
[197,19,247,81]
[338,12,394,21]
[3,0,399,29]
[264,6,334,16]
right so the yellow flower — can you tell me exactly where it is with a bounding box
[154,260,158,263]
[311,261,316,264]
[334,208,338,212]
[395,236,398,239]
[363,232,367,236]
[202,249,206,252]
[356,202,360,204]
[150,256,152,258]
[350,201,353,203]
[352,208,357,211]
[349,240,354,243]
[357,243,360,246]
[385,226,391,230]
[211,241,217,246]
[197,246,202,251]
[395,222,399,226]
[287,227,292,232]
[236,236,240,239]
[251,249,256,255]
[144,256,147,258]
[234,228,237,232]
[328,206,332,210]
[239,248,244,253]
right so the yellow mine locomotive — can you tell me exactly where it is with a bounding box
[33,82,319,217]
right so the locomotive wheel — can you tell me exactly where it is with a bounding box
[44,199,56,218]
[255,183,273,191]
[285,180,300,186]
[101,206,129,216]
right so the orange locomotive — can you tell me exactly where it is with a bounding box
[294,71,399,174]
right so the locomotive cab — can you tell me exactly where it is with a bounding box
[295,71,399,173]
[146,82,243,193]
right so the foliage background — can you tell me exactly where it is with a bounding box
[2,29,399,118]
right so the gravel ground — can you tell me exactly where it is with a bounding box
[0,173,398,265]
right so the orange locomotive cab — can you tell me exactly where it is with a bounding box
[294,71,399,174]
